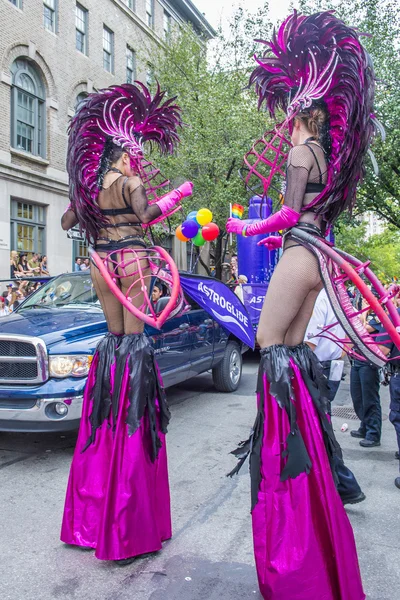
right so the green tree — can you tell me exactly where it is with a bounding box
[143,5,274,276]
[335,220,400,281]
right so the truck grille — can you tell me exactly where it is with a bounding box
[0,335,48,384]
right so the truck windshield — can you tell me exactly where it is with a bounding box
[18,273,101,311]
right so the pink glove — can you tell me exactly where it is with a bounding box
[257,235,282,250]
[245,205,300,236]
[156,181,193,215]
[226,218,246,235]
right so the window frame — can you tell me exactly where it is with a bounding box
[75,3,88,55]
[9,0,23,9]
[10,199,47,256]
[121,0,135,10]
[146,0,154,28]
[103,25,114,74]
[126,45,136,84]
[43,0,58,34]
[163,10,172,40]
[11,60,46,158]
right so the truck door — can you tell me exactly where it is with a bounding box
[146,310,191,388]
[184,293,214,376]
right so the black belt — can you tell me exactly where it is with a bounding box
[94,237,146,252]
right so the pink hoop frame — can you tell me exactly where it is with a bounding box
[90,246,181,329]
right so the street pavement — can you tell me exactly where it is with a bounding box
[0,353,399,600]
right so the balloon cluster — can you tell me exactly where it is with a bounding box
[176,209,220,246]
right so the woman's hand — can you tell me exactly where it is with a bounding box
[257,236,282,250]
[226,218,246,235]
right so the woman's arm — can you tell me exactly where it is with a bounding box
[61,204,79,231]
[226,145,312,236]
[127,178,193,225]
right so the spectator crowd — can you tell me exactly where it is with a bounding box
[0,250,51,316]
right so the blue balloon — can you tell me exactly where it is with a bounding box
[187,211,199,224]
[181,219,199,239]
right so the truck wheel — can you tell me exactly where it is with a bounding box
[212,341,242,392]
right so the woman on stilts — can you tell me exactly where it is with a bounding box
[226,11,387,599]
[60,82,188,564]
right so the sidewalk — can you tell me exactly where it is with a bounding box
[332,370,400,600]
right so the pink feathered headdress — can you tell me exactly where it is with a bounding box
[67,82,183,243]
[249,10,383,225]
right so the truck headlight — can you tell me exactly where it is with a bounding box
[49,355,92,378]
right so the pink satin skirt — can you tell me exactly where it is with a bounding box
[252,360,365,599]
[60,354,171,561]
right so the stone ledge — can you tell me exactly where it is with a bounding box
[10,148,50,166]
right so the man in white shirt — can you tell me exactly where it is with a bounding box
[305,288,345,403]
[305,289,366,505]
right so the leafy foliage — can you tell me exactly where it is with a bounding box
[142,5,274,274]
[336,219,400,281]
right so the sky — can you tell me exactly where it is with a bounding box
[193,0,298,32]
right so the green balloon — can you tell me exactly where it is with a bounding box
[192,229,206,246]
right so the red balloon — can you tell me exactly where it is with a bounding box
[202,222,220,241]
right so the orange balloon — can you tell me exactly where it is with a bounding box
[176,224,189,242]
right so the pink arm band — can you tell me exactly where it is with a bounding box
[155,181,193,215]
[245,205,300,236]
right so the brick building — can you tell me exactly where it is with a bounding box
[0,0,214,278]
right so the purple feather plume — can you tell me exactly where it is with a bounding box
[249,11,379,225]
[67,82,183,243]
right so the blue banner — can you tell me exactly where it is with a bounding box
[179,273,255,349]
[242,284,268,326]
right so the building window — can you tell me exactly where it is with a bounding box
[11,59,46,158]
[146,0,153,28]
[122,0,134,10]
[75,92,88,111]
[163,11,171,40]
[126,46,136,84]
[10,200,46,255]
[9,0,23,8]
[146,64,154,87]
[103,26,114,73]
[76,4,88,55]
[43,0,57,33]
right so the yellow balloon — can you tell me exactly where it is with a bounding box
[197,208,213,226]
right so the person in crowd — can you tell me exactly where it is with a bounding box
[28,253,41,275]
[0,296,9,316]
[305,288,366,505]
[40,255,49,275]
[151,283,164,309]
[18,253,33,277]
[80,258,90,271]
[234,274,248,303]
[366,311,400,489]
[350,301,382,448]
[74,257,82,272]
[8,287,21,312]
[10,251,22,279]
[305,288,346,404]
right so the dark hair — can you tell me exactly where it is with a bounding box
[296,100,332,160]
[96,137,126,187]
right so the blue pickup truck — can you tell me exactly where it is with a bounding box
[0,272,246,432]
